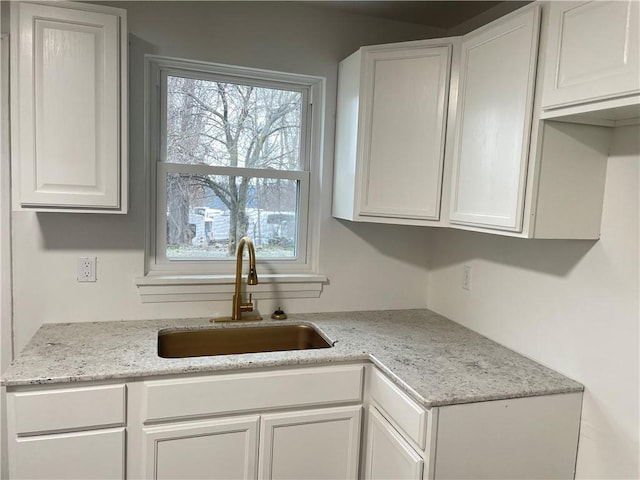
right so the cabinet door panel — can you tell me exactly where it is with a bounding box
[15,2,123,209]
[12,428,125,480]
[143,416,259,480]
[259,406,361,480]
[360,46,451,220]
[364,407,423,480]
[542,1,640,109]
[449,6,540,231]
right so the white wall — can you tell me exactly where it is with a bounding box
[9,2,443,352]
[1,4,11,370]
[427,125,640,479]
[0,4,10,477]
[10,2,639,478]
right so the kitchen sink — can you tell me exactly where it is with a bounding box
[158,323,333,358]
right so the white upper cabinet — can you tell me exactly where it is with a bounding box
[333,39,454,225]
[12,1,127,213]
[541,0,640,117]
[449,6,540,232]
[447,3,614,240]
[335,3,617,239]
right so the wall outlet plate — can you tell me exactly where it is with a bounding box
[462,265,472,291]
[78,256,96,282]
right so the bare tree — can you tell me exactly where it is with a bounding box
[165,76,301,255]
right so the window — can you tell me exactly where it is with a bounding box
[146,57,323,276]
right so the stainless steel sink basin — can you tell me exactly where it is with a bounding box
[158,324,333,358]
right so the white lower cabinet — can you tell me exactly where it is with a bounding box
[6,383,127,479]
[259,406,362,480]
[142,416,259,480]
[5,364,583,480]
[362,366,583,480]
[128,365,365,480]
[363,407,423,480]
[141,406,362,480]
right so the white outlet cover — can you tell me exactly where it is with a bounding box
[462,265,472,291]
[78,256,97,282]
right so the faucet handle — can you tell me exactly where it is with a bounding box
[240,293,254,313]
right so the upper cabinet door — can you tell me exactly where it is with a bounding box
[541,1,640,110]
[449,6,540,232]
[359,45,451,221]
[332,39,453,226]
[13,2,127,212]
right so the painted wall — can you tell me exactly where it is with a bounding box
[10,2,443,352]
[9,2,639,478]
[1,4,11,370]
[427,125,640,479]
[0,5,10,477]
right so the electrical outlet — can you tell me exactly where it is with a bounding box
[78,257,97,282]
[462,265,472,291]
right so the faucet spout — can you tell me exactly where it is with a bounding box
[247,267,258,285]
[231,237,259,320]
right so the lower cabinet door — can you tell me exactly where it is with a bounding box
[364,407,423,480]
[142,416,259,480]
[258,405,362,480]
[12,428,125,479]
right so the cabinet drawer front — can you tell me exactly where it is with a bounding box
[369,369,427,449]
[143,365,364,422]
[9,384,126,435]
[11,428,125,480]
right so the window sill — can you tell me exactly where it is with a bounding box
[135,273,328,303]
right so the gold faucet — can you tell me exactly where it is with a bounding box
[213,236,261,322]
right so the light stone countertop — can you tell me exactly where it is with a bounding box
[0,309,583,408]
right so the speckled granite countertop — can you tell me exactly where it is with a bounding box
[0,309,582,407]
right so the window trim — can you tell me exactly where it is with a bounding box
[143,56,324,280]
[135,273,327,304]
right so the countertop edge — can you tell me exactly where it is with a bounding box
[1,351,585,409]
[0,311,586,409]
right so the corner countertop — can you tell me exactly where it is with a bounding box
[0,309,583,408]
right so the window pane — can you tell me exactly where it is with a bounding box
[166,75,302,170]
[166,173,298,260]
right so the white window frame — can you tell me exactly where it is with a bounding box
[144,56,324,280]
